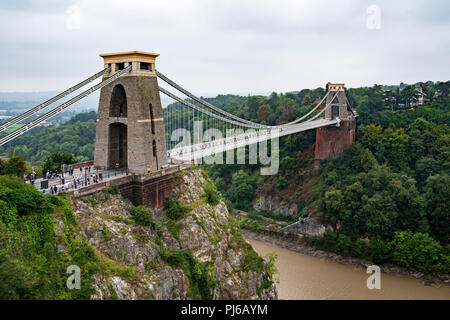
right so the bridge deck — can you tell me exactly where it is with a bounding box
[169,118,339,161]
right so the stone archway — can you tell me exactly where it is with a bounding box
[110,84,127,117]
[108,123,128,169]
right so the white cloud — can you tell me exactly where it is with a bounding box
[0,0,448,94]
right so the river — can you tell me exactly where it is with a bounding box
[248,238,450,300]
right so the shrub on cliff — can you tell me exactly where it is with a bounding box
[130,206,154,227]
[107,183,119,195]
[164,196,188,220]
[203,182,221,206]
[160,248,216,299]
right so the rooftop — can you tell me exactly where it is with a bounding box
[99,51,160,63]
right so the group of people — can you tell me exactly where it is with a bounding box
[47,165,102,194]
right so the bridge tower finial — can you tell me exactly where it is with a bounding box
[94,51,168,174]
[325,83,350,120]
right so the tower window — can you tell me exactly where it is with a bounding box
[140,62,150,71]
[152,140,157,157]
[117,63,125,71]
[149,103,155,134]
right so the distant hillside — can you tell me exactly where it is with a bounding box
[0,111,97,162]
[0,90,99,115]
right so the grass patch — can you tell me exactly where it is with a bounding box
[166,220,180,240]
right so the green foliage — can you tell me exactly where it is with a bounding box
[0,111,97,163]
[164,196,188,220]
[202,182,221,206]
[335,234,352,257]
[320,145,433,239]
[101,223,110,241]
[352,239,368,259]
[43,151,77,173]
[264,252,279,285]
[0,175,101,299]
[240,242,265,273]
[106,183,119,195]
[311,229,337,252]
[423,174,450,244]
[369,236,391,265]
[276,176,288,189]
[0,176,46,216]
[389,231,449,274]
[0,200,18,225]
[129,206,154,226]
[166,220,180,240]
[1,155,27,177]
[225,170,258,211]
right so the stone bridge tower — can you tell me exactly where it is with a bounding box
[94,51,168,174]
[314,83,357,167]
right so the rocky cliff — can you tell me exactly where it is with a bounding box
[282,217,325,236]
[64,168,277,300]
[253,196,298,218]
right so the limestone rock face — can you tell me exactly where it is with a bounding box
[282,217,325,236]
[67,168,277,300]
[253,196,298,218]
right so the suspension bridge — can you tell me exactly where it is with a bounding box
[0,51,357,208]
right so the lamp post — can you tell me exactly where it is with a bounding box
[61,164,65,184]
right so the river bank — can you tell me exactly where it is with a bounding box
[243,230,450,288]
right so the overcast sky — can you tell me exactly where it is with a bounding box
[0,0,449,96]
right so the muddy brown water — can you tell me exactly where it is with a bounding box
[248,238,450,300]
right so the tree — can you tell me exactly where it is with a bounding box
[247,96,260,120]
[389,231,447,273]
[360,193,397,237]
[436,81,450,97]
[399,85,418,107]
[43,151,77,173]
[2,156,27,177]
[256,105,270,123]
[414,157,442,187]
[362,124,383,153]
[424,174,450,244]
[369,236,391,265]
[335,234,352,256]
[226,170,256,210]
